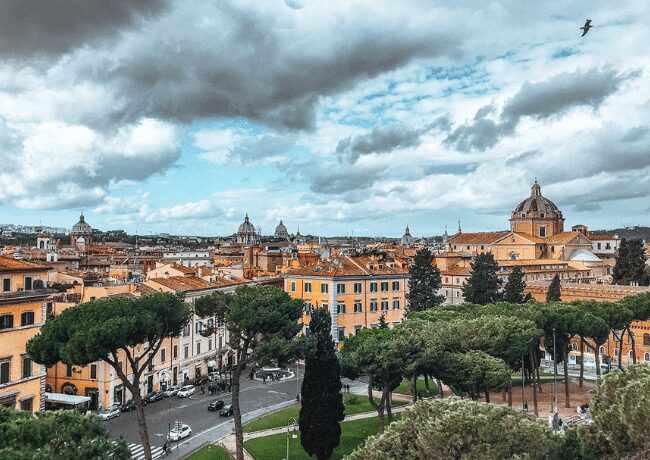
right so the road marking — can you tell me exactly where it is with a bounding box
[122,442,164,460]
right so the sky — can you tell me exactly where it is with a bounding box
[0,1,649,237]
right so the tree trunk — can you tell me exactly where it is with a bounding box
[232,349,247,460]
[385,387,393,423]
[563,346,570,408]
[536,365,542,393]
[367,381,385,433]
[424,374,430,392]
[507,379,512,407]
[593,344,601,377]
[529,353,538,417]
[412,374,418,403]
[618,329,625,369]
[579,337,585,388]
[133,384,153,460]
[436,378,443,398]
[628,326,637,364]
[485,390,490,403]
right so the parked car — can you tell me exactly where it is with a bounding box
[167,423,192,442]
[219,404,234,416]
[163,386,180,397]
[144,390,165,403]
[177,385,196,398]
[98,405,121,421]
[208,399,225,411]
[120,400,138,412]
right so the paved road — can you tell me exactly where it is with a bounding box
[105,367,305,458]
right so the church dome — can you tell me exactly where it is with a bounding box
[401,226,415,246]
[274,220,288,239]
[71,213,92,235]
[513,181,563,217]
[569,248,601,262]
[238,214,256,234]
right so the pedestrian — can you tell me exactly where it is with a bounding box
[201,384,205,395]
[263,375,267,385]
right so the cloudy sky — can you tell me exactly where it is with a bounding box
[1,1,648,237]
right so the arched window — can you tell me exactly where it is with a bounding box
[629,350,635,359]
[645,353,650,362]
[628,331,634,344]
[614,349,619,357]
[644,333,650,346]
[599,346,605,355]
[571,343,578,351]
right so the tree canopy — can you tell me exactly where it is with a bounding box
[406,248,444,312]
[546,274,562,302]
[613,239,649,286]
[503,266,527,303]
[0,407,129,460]
[462,252,502,305]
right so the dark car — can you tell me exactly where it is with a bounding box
[219,404,233,416]
[120,399,146,412]
[208,399,225,411]
[144,391,165,403]
[194,375,209,386]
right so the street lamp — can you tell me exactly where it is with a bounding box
[285,418,298,460]
[295,361,300,402]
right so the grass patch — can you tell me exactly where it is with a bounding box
[245,414,401,460]
[243,393,404,433]
[185,444,232,460]
[394,378,438,398]
[511,371,564,386]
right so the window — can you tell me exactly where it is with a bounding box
[392,281,400,291]
[66,364,73,377]
[380,282,388,292]
[645,353,650,362]
[644,333,650,346]
[196,341,201,355]
[22,357,31,379]
[597,243,602,250]
[336,283,345,294]
[304,302,312,315]
[24,276,32,290]
[182,324,190,337]
[305,282,312,293]
[321,283,328,294]
[90,364,97,379]
[0,314,13,330]
[20,398,32,411]
[208,339,212,351]
[354,283,362,293]
[370,301,378,312]
[336,303,346,314]
[290,281,296,292]
[606,243,611,250]
[628,332,634,344]
[184,346,189,359]
[196,321,203,333]
[2,278,9,292]
[0,360,9,384]
[21,311,34,327]
[161,349,166,363]
[539,226,546,238]
[571,343,578,351]
[370,282,377,293]
[381,301,388,311]
[599,346,605,355]
[354,302,362,313]
[392,300,400,310]
[629,350,635,359]
[337,327,345,342]
[614,349,619,357]
[355,325,363,334]
[173,345,178,359]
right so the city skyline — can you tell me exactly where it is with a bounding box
[1,1,649,236]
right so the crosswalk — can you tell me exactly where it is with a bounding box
[126,443,165,460]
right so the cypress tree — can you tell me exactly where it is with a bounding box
[406,248,445,312]
[299,308,345,460]
[546,274,561,302]
[613,239,649,286]
[503,266,526,303]
[462,252,502,305]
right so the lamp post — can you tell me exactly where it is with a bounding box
[521,351,526,411]
[285,418,298,460]
[296,361,300,402]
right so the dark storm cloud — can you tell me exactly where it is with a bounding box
[0,1,166,58]
[445,68,637,152]
[336,116,450,162]
[80,2,462,130]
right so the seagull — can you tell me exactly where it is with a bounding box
[580,19,593,37]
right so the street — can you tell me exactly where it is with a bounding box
[105,366,305,459]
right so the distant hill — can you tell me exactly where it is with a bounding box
[591,226,650,243]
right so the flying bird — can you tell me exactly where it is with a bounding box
[580,19,593,37]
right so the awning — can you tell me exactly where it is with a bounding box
[44,392,91,406]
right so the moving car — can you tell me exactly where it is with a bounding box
[167,423,192,442]
[219,404,234,416]
[98,405,121,421]
[163,386,180,397]
[177,385,196,398]
[208,399,225,411]
[120,400,138,412]
[144,390,165,403]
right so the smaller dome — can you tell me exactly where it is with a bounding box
[71,213,92,235]
[274,220,288,238]
[401,226,415,246]
[569,248,601,262]
[238,214,256,234]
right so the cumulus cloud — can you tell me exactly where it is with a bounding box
[195,129,295,165]
[445,68,638,152]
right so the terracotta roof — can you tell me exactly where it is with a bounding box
[588,234,619,241]
[170,264,197,274]
[510,232,545,244]
[0,256,51,272]
[148,276,218,292]
[287,255,408,278]
[447,232,509,245]
[498,260,569,267]
[544,232,582,244]
[441,266,472,276]
[136,284,157,295]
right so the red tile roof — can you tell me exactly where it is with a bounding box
[0,256,51,272]
[447,232,510,245]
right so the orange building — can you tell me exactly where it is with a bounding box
[0,257,52,412]
[284,252,409,344]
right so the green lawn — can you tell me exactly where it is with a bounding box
[511,371,564,386]
[394,378,439,398]
[243,393,403,433]
[244,414,401,460]
[185,444,232,460]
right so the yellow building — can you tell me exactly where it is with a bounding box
[284,252,409,344]
[0,257,52,412]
